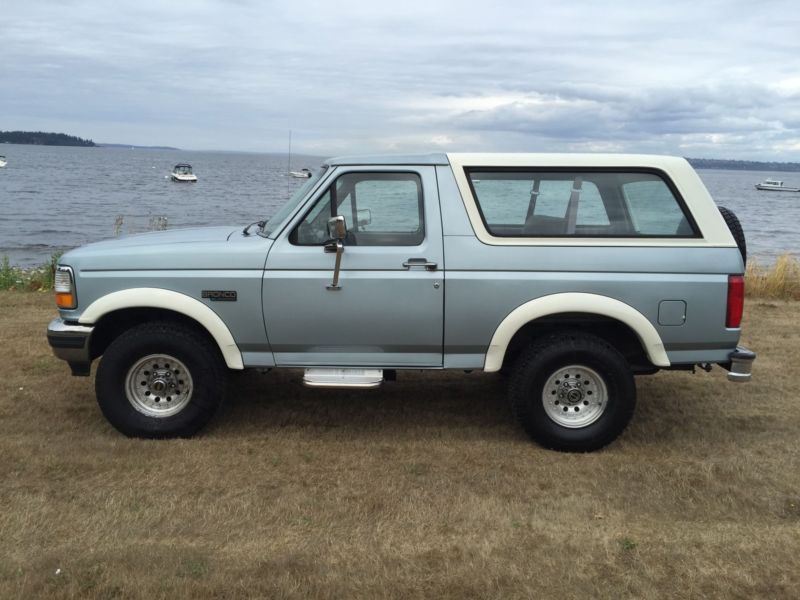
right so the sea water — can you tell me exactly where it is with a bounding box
[0,143,797,266]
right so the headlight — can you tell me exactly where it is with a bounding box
[54,266,77,309]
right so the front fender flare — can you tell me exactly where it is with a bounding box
[79,288,244,370]
[483,292,670,372]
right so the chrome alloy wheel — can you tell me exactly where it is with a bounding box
[542,364,607,428]
[125,354,194,418]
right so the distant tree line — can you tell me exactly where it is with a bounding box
[687,157,800,172]
[0,130,95,147]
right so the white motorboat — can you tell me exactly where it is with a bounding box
[171,163,197,182]
[755,178,800,192]
[286,129,311,178]
[0,155,6,168]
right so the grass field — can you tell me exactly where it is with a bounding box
[1,291,799,599]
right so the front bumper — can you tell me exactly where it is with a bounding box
[723,346,756,383]
[47,317,94,376]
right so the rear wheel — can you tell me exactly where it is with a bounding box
[509,332,635,452]
[95,321,227,438]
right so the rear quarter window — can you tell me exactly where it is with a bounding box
[622,178,693,235]
[466,169,697,238]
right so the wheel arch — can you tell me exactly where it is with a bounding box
[484,293,670,372]
[79,288,244,370]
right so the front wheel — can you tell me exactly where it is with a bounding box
[95,321,227,438]
[509,333,636,452]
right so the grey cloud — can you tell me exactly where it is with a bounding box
[1,0,799,158]
[431,81,800,157]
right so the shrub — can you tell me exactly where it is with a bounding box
[745,254,800,300]
[0,252,64,291]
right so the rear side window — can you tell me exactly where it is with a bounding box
[466,170,696,238]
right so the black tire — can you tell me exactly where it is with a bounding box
[509,332,635,452]
[95,321,227,438]
[718,206,746,265]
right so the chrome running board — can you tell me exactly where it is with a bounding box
[302,368,384,389]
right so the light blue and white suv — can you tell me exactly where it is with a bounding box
[47,153,755,451]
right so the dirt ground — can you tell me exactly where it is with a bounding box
[1,291,798,599]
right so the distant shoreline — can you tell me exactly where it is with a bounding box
[686,158,800,172]
[0,130,95,147]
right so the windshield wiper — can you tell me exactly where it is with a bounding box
[242,220,266,236]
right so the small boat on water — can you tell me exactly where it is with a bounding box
[0,155,6,168]
[171,163,197,182]
[289,168,312,178]
[755,178,800,192]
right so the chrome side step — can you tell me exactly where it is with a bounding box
[302,368,384,389]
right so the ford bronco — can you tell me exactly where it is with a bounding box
[47,153,755,451]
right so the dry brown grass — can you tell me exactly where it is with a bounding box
[1,291,799,599]
[746,253,800,300]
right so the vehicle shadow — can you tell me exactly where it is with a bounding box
[215,367,780,451]
[216,368,521,442]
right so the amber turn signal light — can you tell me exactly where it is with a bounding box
[55,292,76,308]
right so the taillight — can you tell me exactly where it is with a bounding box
[726,274,744,328]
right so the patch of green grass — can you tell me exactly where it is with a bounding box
[0,252,63,291]
[0,256,16,289]
[406,462,431,476]
[177,557,209,580]
[783,498,800,519]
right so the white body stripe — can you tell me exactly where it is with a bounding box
[79,288,244,370]
[483,292,670,371]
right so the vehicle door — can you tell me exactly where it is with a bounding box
[263,166,444,367]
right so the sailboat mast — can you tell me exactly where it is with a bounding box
[288,130,292,173]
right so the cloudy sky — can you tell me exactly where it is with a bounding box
[3,0,800,159]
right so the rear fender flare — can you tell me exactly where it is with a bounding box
[484,292,670,371]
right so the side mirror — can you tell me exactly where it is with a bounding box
[325,216,346,291]
[327,215,347,240]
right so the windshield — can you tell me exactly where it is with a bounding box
[262,165,328,237]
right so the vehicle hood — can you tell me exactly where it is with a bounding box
[86,226,238,248]
[60,226,273,271]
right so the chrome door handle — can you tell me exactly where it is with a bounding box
[403,258,438,271]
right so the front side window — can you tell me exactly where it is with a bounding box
[291,172,424,246]
[466,169,696,238]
